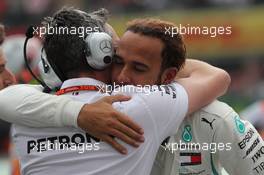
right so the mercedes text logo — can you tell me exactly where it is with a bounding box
[100,40,112,53]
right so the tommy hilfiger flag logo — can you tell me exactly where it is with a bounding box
[180,152,202,166]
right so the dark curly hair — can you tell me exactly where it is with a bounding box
[126,18,186,72]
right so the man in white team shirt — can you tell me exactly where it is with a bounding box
[0,22,146,155]
[150,102,264,175]
[110,19,264,175]
[0,8,230,175]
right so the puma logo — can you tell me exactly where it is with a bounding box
[201,118,216,130]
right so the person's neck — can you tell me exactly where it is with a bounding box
[67,71,96,80]
[67,71,109,84]
[78,72,95,79]
[78,72,109,84]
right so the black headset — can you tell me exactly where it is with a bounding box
[23,25,113,92]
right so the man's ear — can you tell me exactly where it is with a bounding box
[161,67,177,84]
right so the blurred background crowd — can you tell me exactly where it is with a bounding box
[0,0,264,174]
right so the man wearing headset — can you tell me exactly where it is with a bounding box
[0,7,230,175]
[0,22,145,154]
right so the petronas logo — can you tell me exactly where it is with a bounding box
[235,116,245,134]
[182,125,192,142]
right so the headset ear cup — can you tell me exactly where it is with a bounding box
[38,52,62,89]
[85,32,113,70]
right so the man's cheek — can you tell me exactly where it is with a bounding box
[111,69,119,83]
[138,75,154,85]
[110,71,116,83]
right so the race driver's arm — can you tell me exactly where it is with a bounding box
[176,59,230,114]
[215,110,264,175]
[0,84,144,154]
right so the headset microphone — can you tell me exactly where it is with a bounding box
[23,26,52,93]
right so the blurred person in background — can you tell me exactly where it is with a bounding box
[0,23,16,153]
[0,23,18,175]
[2,35,42,84]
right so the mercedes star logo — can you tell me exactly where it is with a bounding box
[100,40,112,53]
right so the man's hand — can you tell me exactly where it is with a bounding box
[77,95,145,154]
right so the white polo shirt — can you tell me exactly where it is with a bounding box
[12,77,188,175]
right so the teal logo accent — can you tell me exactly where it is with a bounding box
[182,125,192,142]
[235,116,245,134]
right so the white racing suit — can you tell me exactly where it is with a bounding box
[151,100,264,175]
